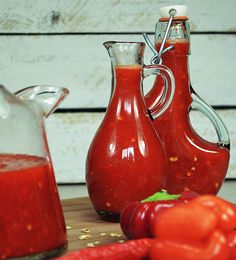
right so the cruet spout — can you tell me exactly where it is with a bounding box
[15,85,69,117]
[103,41,145,66]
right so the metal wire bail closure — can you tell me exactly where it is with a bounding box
[143,8,176,65]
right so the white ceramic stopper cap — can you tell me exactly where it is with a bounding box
[159,5,187,18]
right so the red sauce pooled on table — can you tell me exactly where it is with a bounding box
[0,154,66,259]
[86,65,167,221]
[146,39,229,194]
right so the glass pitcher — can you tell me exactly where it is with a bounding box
[86,41,175,222]
[0,85,69,259]
[145,5,230,194]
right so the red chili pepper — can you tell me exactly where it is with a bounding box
[56,238,152,260]
[120,190,198,239]
[150,230,230,260]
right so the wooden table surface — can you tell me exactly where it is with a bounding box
[61,197,127,254]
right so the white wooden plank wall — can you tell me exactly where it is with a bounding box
[0,0,235,182]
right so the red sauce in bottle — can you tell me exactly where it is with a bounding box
[0,154,66,259]
[86,65,167,221]
[146,39,229,194]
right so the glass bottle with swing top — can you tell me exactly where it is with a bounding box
[144,5,230,195]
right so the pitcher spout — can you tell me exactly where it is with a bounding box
[15,85,69,117]
[0,85,10,119]
[103,41,145,67]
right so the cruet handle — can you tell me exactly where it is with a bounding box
[143,64,175,119]
[15,85,69,117]
[190,90,230,148]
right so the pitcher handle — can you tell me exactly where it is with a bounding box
[143,64,175,119]
[190,91,230,148]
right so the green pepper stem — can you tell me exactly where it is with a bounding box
[141,189,180,203]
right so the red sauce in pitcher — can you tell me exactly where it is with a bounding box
[86,64,167,221]
[0,154,66,259]
[146,37,229,194]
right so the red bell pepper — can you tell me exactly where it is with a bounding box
[150,230,230,260]
[151,195,236,260]
[153,195,236,241]
[120,190,198,239]
[190,195,236,233]
[56,238,152,260]
[227,231,236,260]
[153,200,218,241]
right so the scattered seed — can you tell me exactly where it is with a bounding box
[117,240,125,243]
[94,241,100,245]
[169,156,178,162]
[131,137,136,142]
[66,226,72,230]
[100,232,107,236]
[86,242,95,247]
[186,172,192,177]
[81,228,90,233]
[110,233,122,237]
[78,234,92,240]
[194,156,198,162]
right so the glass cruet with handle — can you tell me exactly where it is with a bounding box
[144,5,230,195]
[86,41,175,222]
[0,84,69,259]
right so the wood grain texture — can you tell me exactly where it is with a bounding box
[61,197,126,253]
[0,34,236,108]
[0,0,236,33]
[46,110,236,183]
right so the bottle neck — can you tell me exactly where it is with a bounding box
[113,65,142,95]
[104,42,145,100]
[155,18,190,46]
[156,38,189,73]
[107,65,148,118]
[155,19,191,108]
[155,18,190,60]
